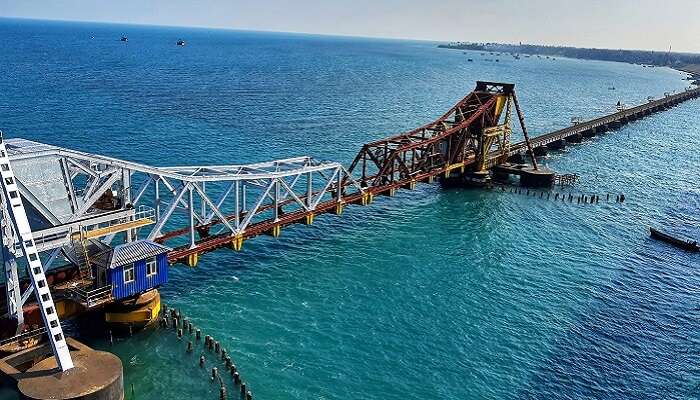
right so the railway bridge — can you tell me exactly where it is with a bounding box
[0,81,698,373]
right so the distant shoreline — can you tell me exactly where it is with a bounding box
[439,42,700,85]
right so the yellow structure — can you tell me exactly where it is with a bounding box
[230,234,244,251]
[105,289,161,328]
[444,163,465,178]
[186,253,198,267]
[70,217,154,241]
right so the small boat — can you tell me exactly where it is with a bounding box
[467,58,473,62]
[650,227,699,252]
[177,39,186,46]
[120,36,128,42]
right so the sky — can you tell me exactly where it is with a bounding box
[1,0,698,53]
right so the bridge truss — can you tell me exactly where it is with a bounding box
[347,81,538,190]
[3,139,364,266]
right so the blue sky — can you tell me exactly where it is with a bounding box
[1,0,698,52]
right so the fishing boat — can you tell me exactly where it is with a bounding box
[650,227,700,252]
[177,39,186,46]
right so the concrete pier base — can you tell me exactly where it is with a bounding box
[519,167,555,187]
[507,153,525,164]
[533,146,548,157]
[565,133,583,143]
[462,171,491,187]
[582,127,596,138]
[547,139,566,150]
[492,170,510,183]
[1,338,123,400]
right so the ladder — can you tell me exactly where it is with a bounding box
[0,133,73,371]
[74,231,92,280]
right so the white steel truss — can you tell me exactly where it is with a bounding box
[0,133,73,371]
[1,136,364,337]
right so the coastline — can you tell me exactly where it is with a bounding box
[676,64,700,83]
[439,43,700,87]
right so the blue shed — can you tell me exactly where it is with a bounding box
[102,240,170,301]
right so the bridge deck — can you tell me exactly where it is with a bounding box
[509,87,700,154]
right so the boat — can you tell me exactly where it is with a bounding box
[120,36,128,42]
[650,227,700,252]
[467,58,473,62]
[177,39,186,46]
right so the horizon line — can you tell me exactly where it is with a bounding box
[1,15,697,55]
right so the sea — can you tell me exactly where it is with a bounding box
[0,17,699,400]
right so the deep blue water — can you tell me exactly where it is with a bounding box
[0,18,699,400]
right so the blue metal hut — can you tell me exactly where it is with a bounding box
[102,240,170,300]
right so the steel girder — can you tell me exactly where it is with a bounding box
[347,82,516,187]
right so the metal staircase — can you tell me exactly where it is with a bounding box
[0,133,73,371]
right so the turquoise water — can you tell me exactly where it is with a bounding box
[1,18,699,400]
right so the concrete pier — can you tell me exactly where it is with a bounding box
[519,167,556,187]
[581,127,596,138]
[533,146,548,157]
[565,133,583,143]
[0,338,123,400]
[547,139,566,150]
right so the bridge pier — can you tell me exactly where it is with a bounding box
[565,133,583,143]
[463,171,492,187]
[547,139,566,150]
[9,339,123,400]
[519,167,555,187]
[582,127,596,138]
[492,170,511,183]
[533,146,548,157]
[507,153,525,164]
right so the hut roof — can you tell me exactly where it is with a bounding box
[108,240,171,269]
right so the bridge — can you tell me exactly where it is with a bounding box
[510,87,700,154]
[0,81,698,371]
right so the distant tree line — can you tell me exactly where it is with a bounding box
[438,42,700,67]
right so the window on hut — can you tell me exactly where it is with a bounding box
[146,256,158,277]
[124,264,135,284]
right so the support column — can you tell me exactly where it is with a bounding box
[122,169,133,243]
[188,186,196,249]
